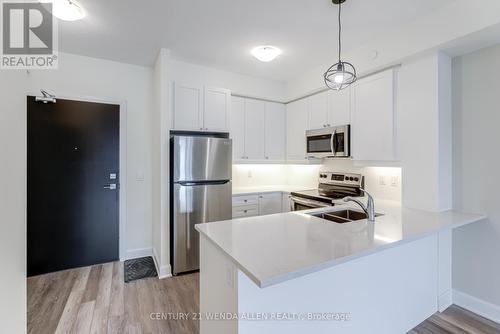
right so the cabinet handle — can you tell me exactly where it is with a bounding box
[265,156,269,159]
[244,200,247,202]
[327,123,331,127]
[244,210,248,213]
[205,127,208,130]
[199,127,203,130]
[259,196,263,198]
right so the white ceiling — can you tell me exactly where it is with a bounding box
[59,0,455,82]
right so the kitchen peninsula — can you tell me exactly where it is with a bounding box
[195,200,485,334]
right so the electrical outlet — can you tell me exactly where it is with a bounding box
[247,170,253,178]
[391,176,399,187]
[379,175,386,186]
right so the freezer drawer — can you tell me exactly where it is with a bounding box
[172,135,232,182]
[172,181,232,274]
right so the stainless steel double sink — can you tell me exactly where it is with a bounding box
[310,209,383,224]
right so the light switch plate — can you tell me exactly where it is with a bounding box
[391,176,399,187]
[136,171,145,181]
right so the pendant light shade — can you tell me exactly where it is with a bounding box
[324,61,357,90]
[324,0,357,91]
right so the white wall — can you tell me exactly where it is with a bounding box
[167,58,286,102]
[284,0,500,101]
[0,70,27,334]
[399,52,452,212]
[452,44,500,309]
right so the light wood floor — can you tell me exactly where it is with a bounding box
[28,262,500,334]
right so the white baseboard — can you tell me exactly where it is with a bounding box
[453,289,500,323]
[152,247,172,279]
[122,247,153,261]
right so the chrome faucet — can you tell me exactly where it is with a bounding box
[343,188,375,222]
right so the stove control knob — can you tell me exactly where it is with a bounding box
[354,177,359,182]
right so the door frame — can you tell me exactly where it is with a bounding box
[27,92,127,261]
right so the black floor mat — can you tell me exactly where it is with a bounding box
[124,256,158,283]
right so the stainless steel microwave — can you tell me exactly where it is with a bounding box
[306,125,350,158]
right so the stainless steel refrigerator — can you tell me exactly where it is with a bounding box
[170,132,232,275]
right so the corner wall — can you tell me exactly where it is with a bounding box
[452,43,500,314]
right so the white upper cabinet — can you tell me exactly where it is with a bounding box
[204,86,231,132]
[264,102,286,162]
[351,69,397,161]
[307,91,329,130]
[244,99,266,160]
[328,88,351,127]
[173,82,203,131]
[286,99,309,162]
[173,82,230,132]
[230,97,286,163]
[230,97,246,161]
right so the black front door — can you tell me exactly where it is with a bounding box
[27,96,120,276]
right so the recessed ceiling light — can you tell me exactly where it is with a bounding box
[40,0,85,21]
[251,46,282,62]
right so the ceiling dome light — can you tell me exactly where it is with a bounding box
[324,0,357,91]
[40,0,85,21]
[251,46,282,62]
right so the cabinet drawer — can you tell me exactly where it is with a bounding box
[232,195,259,206]
[232,205,259,218]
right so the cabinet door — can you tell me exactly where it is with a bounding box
[352,69,396,161]
[328,88,351,127]
[286,99,308,162]
[173,82,203,131]
[282,193,292,212]
[307,91,329,130]
[244,99,266,160]
[230,97,246,161]
[264,102,286,162]
[204,86,230,131]
[258,193,282,215]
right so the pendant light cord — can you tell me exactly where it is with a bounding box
[338,1,342,62]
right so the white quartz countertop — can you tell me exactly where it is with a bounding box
[232,185,310,195]
[195,199,486,288]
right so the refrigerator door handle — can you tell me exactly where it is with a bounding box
[178,180,230,186]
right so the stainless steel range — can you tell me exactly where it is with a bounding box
[290,172,364,211]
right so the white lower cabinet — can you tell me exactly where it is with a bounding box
[282,193,292,213]
[232,205,259,218]
[232,192,284,218]
[258,193,282,215]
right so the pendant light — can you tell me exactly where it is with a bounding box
[324,0,357,91]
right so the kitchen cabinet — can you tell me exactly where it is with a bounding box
[258,193,282,215]
[328,88,351,127]
[204,86,231,132]
[286,99,309,162]
[173,82,203,131]
[230,97,286,163]
[231,97,246,161]
[282,193,292,212]
[307,91,329,130]
[232,192,284,218]
[265,102,286,162]
[244,99,266,160]
[351,69,397,161]
[173,82,230,132]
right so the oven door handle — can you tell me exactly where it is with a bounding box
[291,196,331,208]
[330,129,337,156]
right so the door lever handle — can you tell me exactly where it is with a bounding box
[103,184,117,190]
